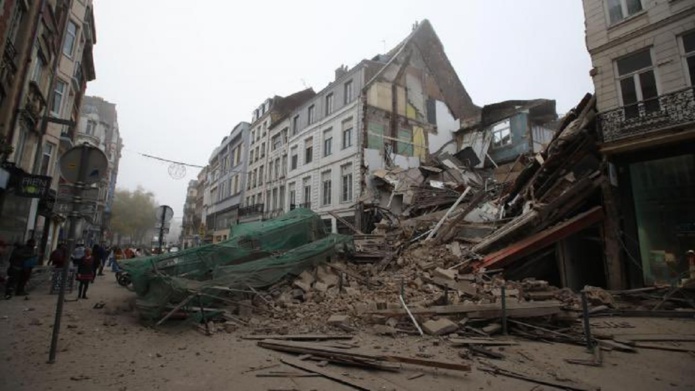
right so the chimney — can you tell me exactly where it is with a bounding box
[335,65,348,81]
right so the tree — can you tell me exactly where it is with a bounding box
[110,186,158,245]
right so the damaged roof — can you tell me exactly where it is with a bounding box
[365,19,481,122]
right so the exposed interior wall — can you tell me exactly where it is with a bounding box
[488,113,531,165]
[429,100,458,154]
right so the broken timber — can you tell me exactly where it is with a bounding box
[242,334,354,341]
[368,301,562,320]
[475,206,604,271]
[280,356,376,391]
[258,339,471,372]
[479,365,598,391]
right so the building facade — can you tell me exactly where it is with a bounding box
[583,0,695,287]
[241,89,315,223]
[75,96,121,245]
[206,122,250,242]
[284,20,479,232]
[0,0,96,260]
[180,179,198,249]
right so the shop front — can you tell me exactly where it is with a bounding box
[616,142,695,287]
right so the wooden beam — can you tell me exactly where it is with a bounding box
[368,301,562,319]
[476,206,604,271]
[280,356,376,391]
[258,339,471,372]
[242,334,354,341]
[328,211,363,235]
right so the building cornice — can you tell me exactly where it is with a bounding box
[588,5,695,56]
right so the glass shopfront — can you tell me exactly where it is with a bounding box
[629,153,695,285]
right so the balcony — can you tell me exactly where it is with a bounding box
[599,87,695,143]
[263,209,285,219]
[238,203,264,217]
[290,202,311,210]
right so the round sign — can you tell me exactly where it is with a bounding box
[155,205,174,222]
[59,145,108,184]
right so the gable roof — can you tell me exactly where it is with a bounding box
[365,19,480,121]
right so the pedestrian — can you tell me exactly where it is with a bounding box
[4,239,37,299]
[49,243,68,268]
[75,247,94,299]
[92,243,106,276]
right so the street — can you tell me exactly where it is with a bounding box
[0,267,693,391]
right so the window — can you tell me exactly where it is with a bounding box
[305,137,313,164]
[51,80,66,116]
[606,0,642,25]
[261,142,266,158]
[617,49,659,118]
[274,158,280,180]
[289,183,296,208]
[303,177,311,205]
[255,146,259,161]
[258,165,264,185]
[281,154,287,176]
[250,149,254,162]
[342,119,353,149]
[252,168,257,188]
[325,93,334,116]
[14,129,27,166]
[7,5,25,45]
[31,54,44,83]
[341,163,353,203]
[308,105,315,125]
[233,175,240,194]
[234,145,241,166]
[40,143,54,176]
[268,161,273,180]
[682,31,695,86]
[247,172,252,190]
[290,146,298,170]
[63,21,78,57]
[323,128,332,157]
[344,80,353,104]
[491,120,512,149]
[271,134,281,151]
[292,115,299,135]
[321,171,332,206]
[86,120,96,135]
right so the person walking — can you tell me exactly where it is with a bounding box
[75,247,94,299]
[49,243,68,269]
[4,239,37,299]
[92,243,106,277]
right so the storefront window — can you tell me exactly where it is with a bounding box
[630,154,695,285]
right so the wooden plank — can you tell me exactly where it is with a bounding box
[614,334,695,343]
[243,334,354,341]
[478,206,604,271]
[280,356,375,391]
[590,309,695,318]
[596,339,637,353]
[259,339,471,372]
[479,365,598,391]
[328,211,364,235]
[368,301,562,319]
[449,338,518,347]
[634,343,695,353]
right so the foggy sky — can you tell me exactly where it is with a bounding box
[88,0,592,220]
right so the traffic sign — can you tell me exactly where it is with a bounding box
[59,145,108,184]
[57,184,100,202]
[155,205,174,222]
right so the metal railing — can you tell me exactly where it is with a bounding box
[238,203,264,217]
[599,87,695,143]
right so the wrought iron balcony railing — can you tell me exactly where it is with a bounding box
[599,87,695,143]
[238,203,264,217]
